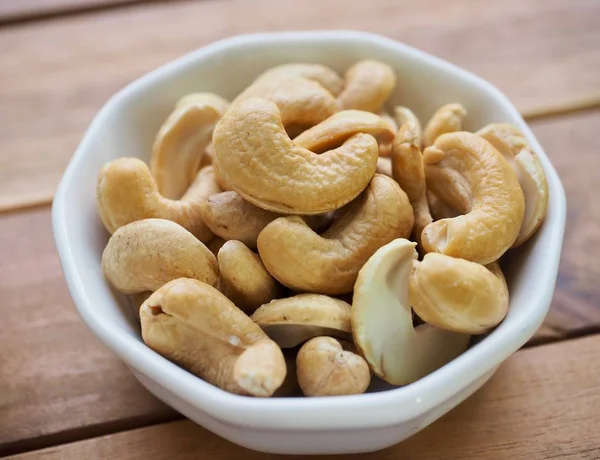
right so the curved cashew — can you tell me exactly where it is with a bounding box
[476,123,549,247]
[251,294,352,348]
[423,103,467,147]
[352,239,470,385]
[296,337,370,397]
[151,93,229,199]
[212,98,379,214]
[394,106,422,148]
[199,191,331,249]
[232,76,340,127]
[377,111,398,157]
[257,174,414,294]
[409,254,509,334]
[337,60,396,113]
[102,219,218,294]
[391,123,433,246]
[293,110,395,154]
[97,158,220,241]
[217,240,282,314]
[376,157,392,177]
[140,278,286,397]
[422,132,525,264]
[255,63,344,96]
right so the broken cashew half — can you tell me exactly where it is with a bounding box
[232,76,340,127]
[102,219,218,294]
[255,63,344,96]
[296,337,370,397]
[151,93,229,199]
[293,110,395,154]
[423,103,467,147]
[391,123,432,246]
[257,174,414,294]
[422,132,525,264]
[337,60,396,113]
[217,240,282,314]
[140,278,286,397]
[352,239,470,385]
[476,123,549,247]
[251,294,352,348]
[409,254,509,335]
[213,98,379,214]
[97,158,220,242]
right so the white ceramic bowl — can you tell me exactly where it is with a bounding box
[52,31,566,455]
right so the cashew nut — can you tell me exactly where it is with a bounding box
[352,239,470,385]
[232,76,340,127]
[394,106,422,148]
[376,157,392,177]
[476,123,549,247]
[97,158,220,241]
[423,103,467,147]
[257,174,414,294]
[377,111,398,156]
[199,191,331,249]
[391,123,432,246]
[255,63,344,96]
[217,240,282,314]
[102,219,218,294]
[293,110,395,154]
[212,98,379,214]
[409,254,509,334]
[251,294,352,348]
[140,278,286,397]
[337,60,396,113]
[296,337,370,397]
[422,132,525,264]
[150,93,229,199]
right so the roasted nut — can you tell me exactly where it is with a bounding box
[102,219,218,294]
[337,60,396,113]
[394,106,422,148]
[251,294,352,348]
[200,191,331,249]
[296,337,370,397]
[213,98,379,214]
[391,123,432,246]
[293,110,395,154]
[140,278,286,397]
[422,132,525,264]
[409,255,509,334]
[217,240,282,314]
[476,123,549,246]
[352,239,470,385]
[232,76,340,127]
[423,103,467,147]
[97,158,220,241]
[257,174,414,294]
[255,63,344,96]
[150,93,229,199]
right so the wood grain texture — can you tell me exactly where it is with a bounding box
[0,0,138,23]
[1,110,598,454]
[0,207,177,457]
[6,335,600,460]
[0,0,599,211]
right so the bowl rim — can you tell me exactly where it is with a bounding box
[52,30,567,430]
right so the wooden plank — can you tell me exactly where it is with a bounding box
[0,0,599,211]
[0,206,177,457]
[6,334,600,460]
[1,110,599,454]
[0,0,139,23]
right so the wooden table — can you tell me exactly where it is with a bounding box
[1,0,600,458]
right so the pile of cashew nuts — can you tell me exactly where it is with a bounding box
[97,60,549,398]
